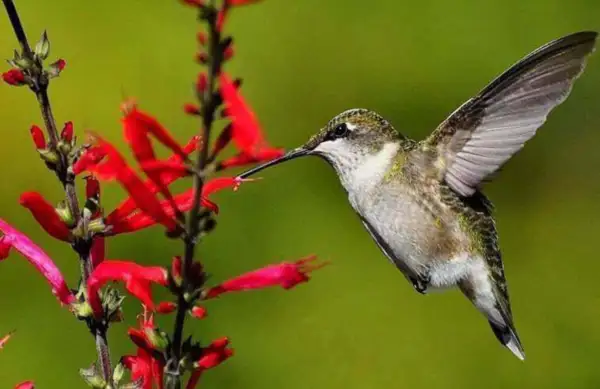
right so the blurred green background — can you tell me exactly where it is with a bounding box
[1,0,600,387]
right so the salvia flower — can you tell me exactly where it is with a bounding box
[0,218,75,306]
[187,337,234,389]
[19,192,71,242]
[206,255,325,298]
[87,260,168,318]
[2,69,25,86]
[218,73,284,165]
[123,312,163,389]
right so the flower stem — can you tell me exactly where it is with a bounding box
[1,0,112,384]
[166,2,223,387]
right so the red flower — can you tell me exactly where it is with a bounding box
[187,339,233,389]
[218,73,284,164]
[123,106,187,160]
[87,260,168,318]
[83,136,180,233]
[61,121,74,143]
[123,312,163,389]
[73,145,107,175]
[206,255,325,298]
[2,69,25,86]
[0,218,75,306]
[187,337,234,389]
[30,125,45,149]
[14,381,35,389]
[19,192,71,242]
[108,177,244,235]
[106,135,199,227]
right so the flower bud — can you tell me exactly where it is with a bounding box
[30,125,46,149]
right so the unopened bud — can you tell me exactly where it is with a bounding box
[61,121,74,143]
[30,125,46,149]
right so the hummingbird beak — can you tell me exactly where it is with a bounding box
[237,147,309,179]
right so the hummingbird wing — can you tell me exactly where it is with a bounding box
[424,31,597,197]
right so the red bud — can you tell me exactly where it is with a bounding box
[30,125,46,149]
[61,121,73,143]
[2,69,25,86]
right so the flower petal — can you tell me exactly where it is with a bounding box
[206,255,325,298]
[87,260,168,318]
[107,136,200,225]
[19,192,71,242]
[93,137,179,233]
[219,148,284,170]
[14,381,35,389]
[124,107,187,159]
[108,177,243,235]
[72,146,107,176]
[0,218,74,305]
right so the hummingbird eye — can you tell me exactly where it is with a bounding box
[329,123,350,140]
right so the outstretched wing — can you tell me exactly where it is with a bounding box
[425,31,597,197]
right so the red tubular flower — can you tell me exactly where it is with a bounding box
[19,192,71,242]
[107,135,199,225]
[108,177,243,235]
[123,106,187,160]
[87,260,168,318]
[86,137,179,233]
[206,255,325,298]
[0,218,75,306]
[61,121,74,142]
[218,73,284,162]
[30,125,46,149]
[2,69,25,86]
[187,337,233,389]
[139,160,190,177]
[72,146,107,175]
[14,381,35,389]
[123,312,163,389]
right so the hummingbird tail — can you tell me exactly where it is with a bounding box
[489,321,525,361]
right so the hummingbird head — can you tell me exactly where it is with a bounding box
[238,109,404,188]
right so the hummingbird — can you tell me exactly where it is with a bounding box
[237,31,597,360]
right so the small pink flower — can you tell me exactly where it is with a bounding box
[0,218,75,306]
[206,255,325,298]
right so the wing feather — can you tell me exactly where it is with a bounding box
[425,31,597,196]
